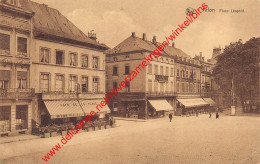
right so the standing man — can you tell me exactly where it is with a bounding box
[169,113,173,122]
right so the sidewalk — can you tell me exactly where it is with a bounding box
[0,134,40,144]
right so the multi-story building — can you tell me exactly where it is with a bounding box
[0,0,110,136]
[0,0,35,136]
[106,33,207,118]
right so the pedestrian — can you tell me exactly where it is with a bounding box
[209,111,211,118]
[169,113,173,122]
[216,112,219,119]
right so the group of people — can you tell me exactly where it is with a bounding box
[209,111,219,119]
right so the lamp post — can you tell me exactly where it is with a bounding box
[231,73,236,115]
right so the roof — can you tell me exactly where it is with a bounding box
[107,34,191,59]
[19,0,108,50]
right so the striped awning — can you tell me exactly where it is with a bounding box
[177,98,209,108]
[203,98,217,106]
[79,99,111,114]
[148,99,173,111]
[44,100,84,119]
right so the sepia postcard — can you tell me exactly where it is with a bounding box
[0,0,259,163]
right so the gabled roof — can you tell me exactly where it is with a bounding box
[19,0,108,50]
[107,34,191,59]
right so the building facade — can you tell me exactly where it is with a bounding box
[0,0,35,136]
[0,0,109,136]
[106,33,208,118]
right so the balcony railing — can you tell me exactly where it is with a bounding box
[0,88,35,99]
[155,75,168,82]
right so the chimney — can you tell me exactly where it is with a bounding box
[172,42,175,47]
[152,36,157,44]
[199,52,202,61]
[142,33,147,40]
[132,32,135,37]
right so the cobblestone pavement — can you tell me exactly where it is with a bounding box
[0,114,260,164]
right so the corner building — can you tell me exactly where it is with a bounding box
[0,0,110,136]
[106,33,205,119]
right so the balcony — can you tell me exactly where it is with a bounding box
[155,75,168,82]
[0,88,35,99]
[146,91,176,97]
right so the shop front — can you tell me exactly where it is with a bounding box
[148,99,173,118]
[203,98,217,112]
[177,98,210,115]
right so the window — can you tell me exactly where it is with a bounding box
[176,82,180,93]
[17,71,27,89]
[176,69,179,77]
[198,84,200,93]
[161,57,163,62]
[186,71,188,78]
[0,106,11,132]
[186,83,189,92]
[81,76,88,93]
[93,77,99,93]
[170,68,174,77]
[190,72,193,79]
[190,84,193,93]
[69,52,77,66]
[160,66,164,75]
[148,64,152,74]
[56,50,64,65]
[171,81,174,92]
[148,79,152,92]
[194,72,196,79]
[181,83,184,93]
[166,59,169,63]
[125,65,130,74]
[93,56,99,69]
[69,75,77,92]
[181,70,185,78]
[154,65,158,75]
[0,70,10,88]
[40,73,50,92]
[113,102,118,111]
[16,105,28,130]
[55,75,64,92]
[125,55,130,60]
[81,55,88,67]
[40,48,50,63]
[125,82,130,92]
[113,81,118,88]
[154,80,158,92]
[113,66,118,75]
[17,37,27,54]
[113,57,118,62]
[0,33,10,51]
[166,67,169,76]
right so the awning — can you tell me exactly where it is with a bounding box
[148,99,173,111]
[177,98,209,108]
[44,100,84,119]
[79,99,111,114]
[203,98,217,106]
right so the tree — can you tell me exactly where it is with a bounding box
[213,37,260,112]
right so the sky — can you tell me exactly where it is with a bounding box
[32,0,260,59]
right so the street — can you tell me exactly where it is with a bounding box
[1,114,260,164]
